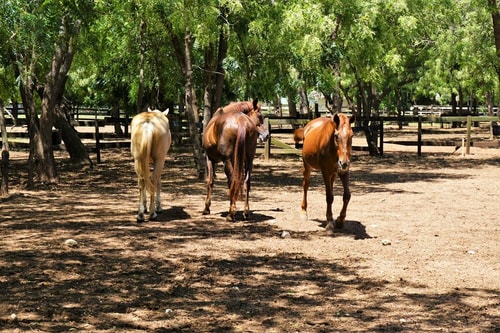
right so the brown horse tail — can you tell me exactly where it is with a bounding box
[230,120,246,203]
[135,122,154,193]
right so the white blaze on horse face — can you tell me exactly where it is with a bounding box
[336,126,353,172]
[257,122,269,142]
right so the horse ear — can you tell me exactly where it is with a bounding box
[148,107,152,112]
[163,108,169,116]
[350,112,356,123]
[252,98,259,110]
[333,113,340,128]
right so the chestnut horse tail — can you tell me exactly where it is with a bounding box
[134,122,154,193]
[230,121,247,203]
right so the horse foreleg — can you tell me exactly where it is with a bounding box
[301,164,311,221]
[323,171,335,228]
[203,158,215,215]
[335,171,351,229]
[137,178,146,222]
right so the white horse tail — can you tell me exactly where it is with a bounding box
[135,122,155,193]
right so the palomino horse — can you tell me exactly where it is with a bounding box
[301,113,355,233]
[130,108,172,222]
[202,99,269,221]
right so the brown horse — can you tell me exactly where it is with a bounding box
[202,99,268,221]
[293,127,304,148]
[130,109,172,222]
[301,113,355,233]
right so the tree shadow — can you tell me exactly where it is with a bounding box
[1,242,497,332]
[1,149,498,332]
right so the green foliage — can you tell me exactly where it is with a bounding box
[1,0,500,114]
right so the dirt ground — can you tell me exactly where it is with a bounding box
[0,129,499,332]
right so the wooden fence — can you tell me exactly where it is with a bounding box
[261,115,500,159]
[2,111,499,162]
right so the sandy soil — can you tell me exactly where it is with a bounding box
[0,130,499,332]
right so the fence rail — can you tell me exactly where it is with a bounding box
[2,113,499,160]
[261,115,499,159]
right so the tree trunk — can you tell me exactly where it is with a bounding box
[357,80,380,156]
[214,24,228,111]
[287,91,297,118]
[184,32,205,180]
[203,42,215,131]
[489,0,500,117]
[110,105,124,136]
[17,73,39,188]
[40,81,59,184]
[0,99,9,196]
[137,19,145,113]
[164,21,205,178]
[54,103,92,166]
[41,16,80,182]
[298,84,309,118]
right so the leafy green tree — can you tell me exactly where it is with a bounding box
[1,0,94,185]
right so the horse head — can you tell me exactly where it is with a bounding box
[333,113,355,173]
[214,99,269,142]
[248,105,269,143]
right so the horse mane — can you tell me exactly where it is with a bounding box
[220,99,261,115]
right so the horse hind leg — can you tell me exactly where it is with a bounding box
[227,199,237,222]
[149,160,164,221]
[148,191,157,220]
[224,160,237,222]
[203,158,215,215]
[154,159,165,213]
[300,164,311,221]
[137,178,147,222]
[243,169,251,220]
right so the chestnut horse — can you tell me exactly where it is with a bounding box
[293,127,304,149]
[301,113,355,233]
[202,99,268,221]
[130,109,172,222]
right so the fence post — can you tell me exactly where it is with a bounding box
[125,113,129,137]
[466,115,472,155]
[417,116,422,157]
[264,118,271,161]
[95,110,101,163]
[379,120,384,156]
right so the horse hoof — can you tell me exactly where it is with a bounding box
[325,222,335,235]
[243,212,249,220]
[137,217,145,223]
[335,217,345,229]
[202,209,210,215]
[226,215,235,222]
[300,210,308,222]
[149,213,158,221]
